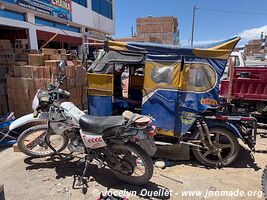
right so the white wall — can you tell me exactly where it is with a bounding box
[71,0,115,35]
[1,0,115,35]
[0,0,115,49]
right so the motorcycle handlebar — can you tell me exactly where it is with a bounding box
[58,89,70,99]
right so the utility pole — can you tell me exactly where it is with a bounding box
[191,5,196,46]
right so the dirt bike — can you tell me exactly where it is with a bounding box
[9,61,157,185]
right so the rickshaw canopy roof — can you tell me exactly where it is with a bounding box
[107,37,240,60]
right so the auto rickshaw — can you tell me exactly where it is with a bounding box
[86,37,257,167]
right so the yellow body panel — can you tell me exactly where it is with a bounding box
[144,61,181,91]
[193,37,240,59]
[108,41,128,51]
[87,73,114,96]
[156,128,175,136]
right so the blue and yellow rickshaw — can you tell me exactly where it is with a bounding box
[87,37,257,167]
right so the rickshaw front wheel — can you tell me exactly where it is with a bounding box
[192,127,240,167]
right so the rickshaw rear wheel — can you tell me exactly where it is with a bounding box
[192,127,240,167]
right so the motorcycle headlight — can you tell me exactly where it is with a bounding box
[32,90,40,111]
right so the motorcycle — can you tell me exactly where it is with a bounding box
[9,61,157,185]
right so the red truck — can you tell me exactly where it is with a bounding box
[220,53,267,113]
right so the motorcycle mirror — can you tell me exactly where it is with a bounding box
[58,60,66,72]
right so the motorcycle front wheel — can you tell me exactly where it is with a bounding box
[17,125,69,157]
[110,142,153,185]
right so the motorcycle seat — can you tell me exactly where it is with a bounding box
[79,115,124,134]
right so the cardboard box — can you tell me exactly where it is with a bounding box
[13,65,21,77]
[29,89,37,100]
[5,76,17,89]
[42,48,56,55]
[45,60,60,68]
[8,97,14,111]
[56,49,67,55]
[28,54,44,66]
[7,88,14,99]
[20,66,34,78]
[16,61,28,66]
[66,77,75,88]
[66,66,76,78]
[50,54,67,61]
[43,55,50,61]
[34,78,51,90]
[20,78,35,90]
[15,89,30,101]
[50,66,60,75]
[76,86,82,97]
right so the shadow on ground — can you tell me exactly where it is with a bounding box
[163,146,261,171]
[24,157,171,199]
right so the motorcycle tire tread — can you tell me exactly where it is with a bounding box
[17,125,69,158]
[110,142,153,185]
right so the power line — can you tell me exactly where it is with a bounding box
[197,8,267,16]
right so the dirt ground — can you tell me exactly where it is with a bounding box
[1,132,267,200]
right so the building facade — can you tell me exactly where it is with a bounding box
[0,0,115,50]
[244,39,261,57]
[117,16,179,45]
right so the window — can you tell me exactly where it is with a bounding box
[151,66,174,85]
[35,17,80,33]
[72,0,87,7]
[92,0,113,19]
[0,9,25,21]
[179,63,216,92]
[234,56,240,66]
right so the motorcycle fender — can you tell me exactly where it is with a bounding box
[80,130,107,149]
[9,113,48,131]
[207,121,242,139]
[137,131,157,156]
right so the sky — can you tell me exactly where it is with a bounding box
[114,0,267,46]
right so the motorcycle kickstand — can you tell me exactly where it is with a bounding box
[77,159,90,186]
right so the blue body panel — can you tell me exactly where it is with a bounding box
[88,96,112,116]
[142,56,228,135]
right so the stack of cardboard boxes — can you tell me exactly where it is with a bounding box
[0,40,14,115]
[5,48,87,117]
[0,39,39,115]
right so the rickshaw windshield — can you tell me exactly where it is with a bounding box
[89,50,143,73]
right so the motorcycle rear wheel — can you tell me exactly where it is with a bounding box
[17,125,69,157]
[110,142,153,185]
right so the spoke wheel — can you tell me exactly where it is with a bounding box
[110,142,153,185]
[192,127,240,167]
[17,125,69,157]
